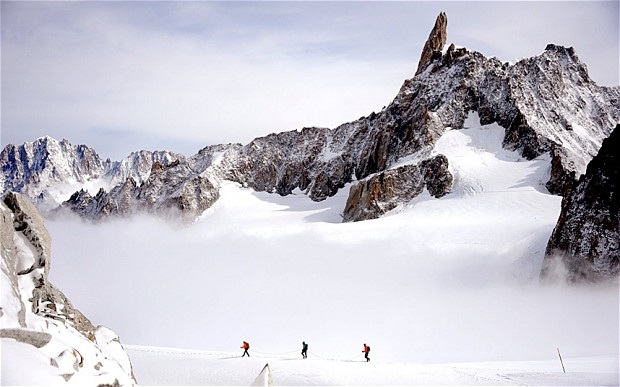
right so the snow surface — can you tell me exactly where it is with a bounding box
[125,346,618,386]
[40,116,619,385]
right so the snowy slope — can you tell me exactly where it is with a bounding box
[40,118,619,385]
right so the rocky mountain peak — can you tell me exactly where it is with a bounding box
[0,136,107,201]
[416,11,448,75]
[2,13,618,228]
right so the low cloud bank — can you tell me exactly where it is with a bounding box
[46,208,618,364]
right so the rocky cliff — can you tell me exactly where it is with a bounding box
[0,192,136,385]
[541,125,620,282]
[1,13,619,223]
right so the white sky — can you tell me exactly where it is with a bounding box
[1,1,618,160]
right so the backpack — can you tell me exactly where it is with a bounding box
[366,346,370,352]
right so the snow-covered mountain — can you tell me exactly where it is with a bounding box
[2,14,618,225]
[0,137,185,214]
[0,136,108,210]
[1,13,619,282]
[0,192,135,385]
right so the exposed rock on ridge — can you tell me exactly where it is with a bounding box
[1,192,136,384]
[416,12,448,75]
[343,164,426,223]
[342,154,452,222]
[2,13,619,224]
[485,44,619,196]
[541,125,620,282]
[62,158,219,221]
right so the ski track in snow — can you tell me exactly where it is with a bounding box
[41,116,619,385]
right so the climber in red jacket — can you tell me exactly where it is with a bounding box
[241,341,250,357]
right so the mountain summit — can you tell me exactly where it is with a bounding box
[416,11,448,75]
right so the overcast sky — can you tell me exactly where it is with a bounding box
[2,1,618,160]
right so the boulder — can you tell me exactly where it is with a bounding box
[420,154,453,198]
[343,164,425,222]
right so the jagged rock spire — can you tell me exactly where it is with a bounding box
[416,12,448,75]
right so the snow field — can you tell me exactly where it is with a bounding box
[125,346,619,386]
[45,117,619,384]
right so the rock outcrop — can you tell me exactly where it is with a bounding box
[420,154,453,198]
[416,12,448,75]
[342,154,453,222]
[1,192,136,384]
[343,164,425,222]
[541,125,620,282]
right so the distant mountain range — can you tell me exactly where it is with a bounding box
[1,13,618,281]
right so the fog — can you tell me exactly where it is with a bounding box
[46,183,619,364]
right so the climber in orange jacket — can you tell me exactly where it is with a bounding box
[241,341,250,357]
[363,343,370,362]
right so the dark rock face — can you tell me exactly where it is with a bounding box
[541,125,620,282]
[420,154,453,198]
[343,164,426,222]
[342,154,453,222]
[547,145,578,197]
[416,12,448,75]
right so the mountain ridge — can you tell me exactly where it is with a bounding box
[1,14,619,283]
